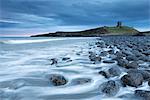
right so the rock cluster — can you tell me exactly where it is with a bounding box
[96,36,150,99]
[48,36,150,99]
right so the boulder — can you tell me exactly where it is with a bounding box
[103,60,115,64]
[95,41,105,48]
[49,74,67,86]
[100,80,120,96]
[89,52,101,63]
[117,58,129,68]
[62,57,72,62]
[99,71,109,78]
[135,90,150,100]
[132,50,143,57]
[137,54,147,61]
[122,50,133,56]
[142,50,150,56]
[121,72,143,87]
[115,51,126,58]
[50,58,58,65]
[126,55,138,61]
[99,51,108,57]
[62,57,70,61]
[128,69,150,81]
[126,61,139,69]
[107,49,114,54]
[108,67,121,77]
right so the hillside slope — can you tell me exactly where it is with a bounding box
[31,26,139,37]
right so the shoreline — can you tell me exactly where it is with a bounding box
[0,36,150,100]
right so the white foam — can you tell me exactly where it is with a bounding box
[0,37,96,44]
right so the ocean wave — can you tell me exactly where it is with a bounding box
[0,37,96,44]
[0,38,66,44]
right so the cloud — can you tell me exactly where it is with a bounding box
[0,0,150,35]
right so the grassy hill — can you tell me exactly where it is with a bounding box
[31,25,140,37]
[103,26,139,35]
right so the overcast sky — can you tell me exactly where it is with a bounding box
[0,0,150,36]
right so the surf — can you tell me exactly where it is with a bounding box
[0,37,96,44]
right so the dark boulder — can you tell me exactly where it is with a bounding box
[132,50,143,57]
[62,57,70,61]
[99,71,109,78]
[108,67,121,77]
[103,60,115,64]
[122,50,133,56]
[107,49,114,54]
[138,55,150,62]
[135,90,150,100]
[117,58,129,68]
[62,57,72,62]
[50,58,58,65]
[99,51,108,57]
[148,80,150,86]
[100,80,120,96]
[121,72,143,87]
[49,74,67,86]
[126,55,138,61]
[95,41,105,48]
[142,50,150,56]
[89,52,101,63]
[128,70,150,81]
[126,61,139,69]
[115,51,126,58]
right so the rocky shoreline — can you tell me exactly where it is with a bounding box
[48,36,150,100]
[0,36,150,100]
[31,23,144,37]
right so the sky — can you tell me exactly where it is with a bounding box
[0,0,150,36]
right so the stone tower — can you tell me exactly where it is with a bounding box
[117,21,122,28]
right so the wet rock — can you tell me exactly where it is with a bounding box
[135,90,150,100]
[108,67,121,77]
[100,80,120,96]
[62,57,72,62]
[126,61,139,69]
[142,50,150,56]
[99,51,108,57]
[117,58,129,68]
[138,56,150,62]
[148,80,150,86]
[50,58,58,65]
[115,51,126,58]
[62,57,70,61]
[72,78,91,85]
[121,72,143,87]
[99,71,109,78]
[89,52,96,61]
[95,41,105,48]
[122,50,133,56]
[128,69,150,81]
[49,74,67,86]
[107,49,114,54]
[126,55,138,61]
[132,50,143,57]
[89,52,101,63]
[103,60,115,64]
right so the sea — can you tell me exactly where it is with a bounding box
[0,37,149,100]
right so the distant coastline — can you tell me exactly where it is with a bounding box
[31,22,150,37]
